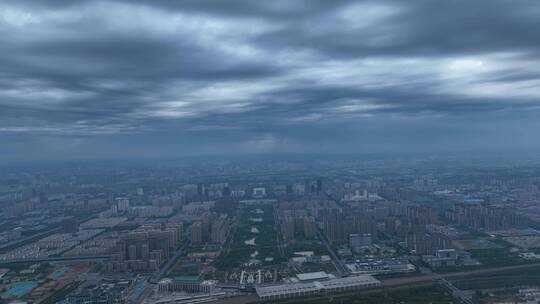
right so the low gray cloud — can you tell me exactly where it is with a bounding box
[1,0,540,162]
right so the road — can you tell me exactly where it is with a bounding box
[130,242,191,304]
[212,294,258,304]
[0,227,61,252]
[128,276,150,304]
[315,227,347,276]
[438,279,473,304]
[0,255,112,265]
[381,262,540,288]
[219,211,239,261]
[150,241,191,284]
[0,212,106,254]
[273,207,287,258]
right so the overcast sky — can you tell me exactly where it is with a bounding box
[1,0,540,163]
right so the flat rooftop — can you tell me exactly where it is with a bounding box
[256,275,381,298]
[296,271,329,281]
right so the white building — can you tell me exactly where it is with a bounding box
[252,187,266,198]
[256,275,381,301]
[116,197,130,212]
[345,258,415,275]
[158,277,217,294]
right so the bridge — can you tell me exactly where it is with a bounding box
[0,255,113,265]
[438,278,474,304]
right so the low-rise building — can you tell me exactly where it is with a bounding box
[256,275,381,301]
[158,276,216,294]
[345,258,416,275]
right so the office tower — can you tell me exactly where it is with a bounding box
[148,230,171,258]
[166,222,184,243]
[286,184,293,195]
[197,183,206,201]
[116,197,130,212]
[303,216,317,239]
[191,221,203,244]
[281,216,295,241]
[120,232,150,261]
[210,215,229,244]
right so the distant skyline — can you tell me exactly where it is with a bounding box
[1,0,540,163]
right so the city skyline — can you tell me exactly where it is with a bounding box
[2,2,540,303]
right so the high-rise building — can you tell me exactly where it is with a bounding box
[61,217,79,233]
[210,215,230,244]
[286,184,293,195]
[293,183,305,196]
[281,216,295,241]
[303,216,317,239]
[222,186,232,197]
[116,197,130,212]
[197,183,205,201]
[120,232,150,261]
[166,222,184,243]
[191,221,203,244]
[316,179,323,194]
[148,230,171,259]
[320,208,344,243]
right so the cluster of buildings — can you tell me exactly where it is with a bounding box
[422,249,460,268]
[190,213,231,245]
[278,209,317,241]
[157,276,217,294]
[378,205,453,256]
[63,231,120,256]
[345,258,415,275]
[7,159,540,303]
[179,179,325,202]
[255,274,381,301]
[58,278,133,304]
[105,222,183,272]
[517,288,540,303]
[289,252,332,266]
[0,229,104,261]
[319,208,378,244]
[445,203,528,231]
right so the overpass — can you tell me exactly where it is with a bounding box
[438,278,473,304]
[0,255,113,265]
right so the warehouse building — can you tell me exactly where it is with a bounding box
[158,276,216,294]
[255,275,381,301]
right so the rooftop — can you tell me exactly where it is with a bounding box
[256,275,381,298]
[296,271,329,281]
[174,276,200,282]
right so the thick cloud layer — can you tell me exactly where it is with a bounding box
[1,0,540,162]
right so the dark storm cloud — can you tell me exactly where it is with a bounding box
[254,0,540,58]
[1,0,540,162]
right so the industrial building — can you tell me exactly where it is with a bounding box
[158,276,217,294]
[345,258,416,275]
[255,275,381,301]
